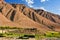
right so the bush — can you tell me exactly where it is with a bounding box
[0,33,5,37]
[0,26,20,29]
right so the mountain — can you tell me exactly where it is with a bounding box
[0,0,60,32]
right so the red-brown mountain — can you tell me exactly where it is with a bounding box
[0,0,60,32]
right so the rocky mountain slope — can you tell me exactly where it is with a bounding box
[0,0,60,32]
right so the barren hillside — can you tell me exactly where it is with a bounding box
[0,0,60,32]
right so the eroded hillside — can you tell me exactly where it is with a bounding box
[0,0,60,32]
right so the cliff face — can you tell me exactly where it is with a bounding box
[0,0,60,32]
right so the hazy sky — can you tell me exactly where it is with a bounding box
[5,0,60,15]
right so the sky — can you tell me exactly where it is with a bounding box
[5,0,60,15]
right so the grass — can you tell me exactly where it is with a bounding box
[0,31,60,40]
[0,26,60,40]
[0,33,25,37]
[35,31,60,40]
[45,31,60,38]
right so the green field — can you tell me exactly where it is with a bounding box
[0,26,60,40]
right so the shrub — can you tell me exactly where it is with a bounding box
[0,33,5,37]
